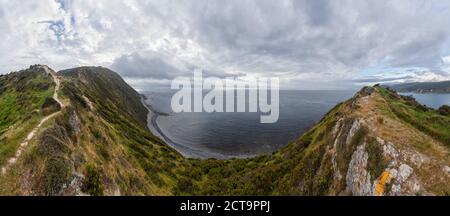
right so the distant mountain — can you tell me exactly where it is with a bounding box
[1,65,449,196]
[389,81,450,93]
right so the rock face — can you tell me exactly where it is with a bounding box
[345,144,372,195]
[346,120,362,146]
[397,164,413,183]
[322,87,450,196]
[69,110,81,135]
[330,117,426,196]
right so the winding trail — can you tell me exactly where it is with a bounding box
[1,66,64,174]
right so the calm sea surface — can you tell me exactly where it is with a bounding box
[143,89,355,158]
[399,92,450,109]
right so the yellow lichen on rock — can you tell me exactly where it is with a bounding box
[375,171,390,196]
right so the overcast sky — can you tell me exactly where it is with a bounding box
[1,0,450,89]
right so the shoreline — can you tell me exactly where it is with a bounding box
[140,94,245,159]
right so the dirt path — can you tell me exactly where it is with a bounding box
[44,66,65,108]
[1,66,64,174]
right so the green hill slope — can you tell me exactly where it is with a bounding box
[0,65,55,166]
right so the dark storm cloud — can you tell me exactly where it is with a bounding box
[111,52,183,79]
[296,0,333,26]
[111,51,242,79]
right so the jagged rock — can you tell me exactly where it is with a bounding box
[387,159,398,168]
[358,86,375,96]
[69,111,81,134]
[346,119,362,145]
[388,168,398,180]
[61,172,88,196]
[331,152,342,181]
[69,110,81,135]
[391,184,401,195]
[346,144,372,195]
[382,141,398,159]
[331,119,343,180]
[397,164,413,183]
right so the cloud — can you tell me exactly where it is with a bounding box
[111,51,183,79]
[353,76,415,83]
[1,0,450,89]
[110,50,242,79]
[354,69,450,85]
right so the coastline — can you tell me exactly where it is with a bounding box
[140,94,241,159]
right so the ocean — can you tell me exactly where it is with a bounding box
[398,92,450,109]
[142,89,355,158]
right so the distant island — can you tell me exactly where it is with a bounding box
[389,81,450,93]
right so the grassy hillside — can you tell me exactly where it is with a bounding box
[30,66,193,195]
[59,67,148,128]
[1,66,449,196]
[379,87,450,146]
[0,66,191,195]
[0,66,55,165]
